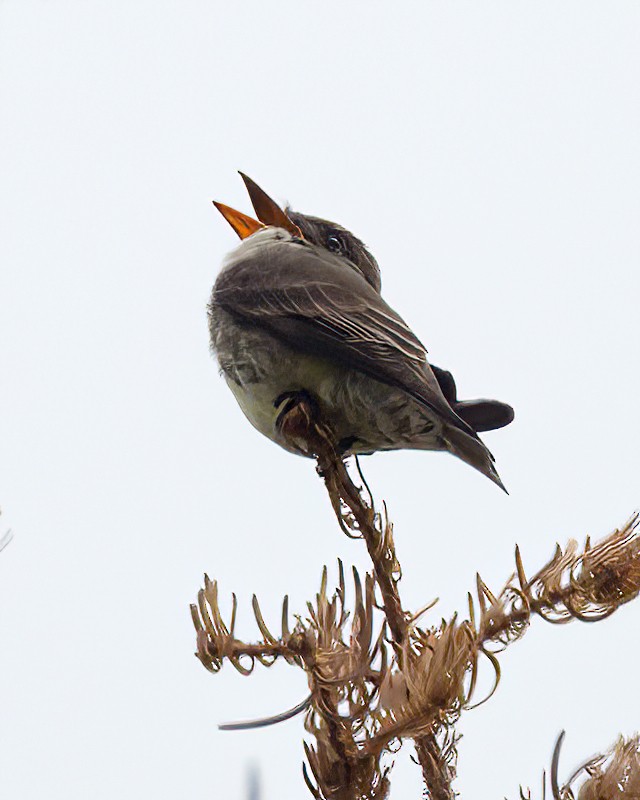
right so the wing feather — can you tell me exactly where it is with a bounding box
[213,233,476,436]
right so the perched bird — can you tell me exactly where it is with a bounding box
[209,174,513,489]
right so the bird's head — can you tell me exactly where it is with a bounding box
[214,173,381,292]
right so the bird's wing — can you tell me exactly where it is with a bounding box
[214,233,477,437]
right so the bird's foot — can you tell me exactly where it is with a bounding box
[274,390,321,456]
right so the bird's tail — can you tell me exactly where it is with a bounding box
[443,424,508,493]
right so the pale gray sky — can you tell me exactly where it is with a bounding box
[1,2,639,798]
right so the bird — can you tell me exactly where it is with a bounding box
[209,173,513,490]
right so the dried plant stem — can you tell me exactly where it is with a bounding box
[316,442,406,647]
[319,453,456,797]
[414,737,457,800]
[194,394,640,800]
[289,403,456,800]
[513,730,640,799]
[321,451,457,797]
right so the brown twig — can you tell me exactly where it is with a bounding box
[280,399,407,649]
[192,395,640,800]
[415,736,457,800]
[513,730,640,800]
[282,400,458,799]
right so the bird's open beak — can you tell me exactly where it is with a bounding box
[212,201,265,240]
[213,173,302,240]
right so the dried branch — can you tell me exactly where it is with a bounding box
[299,563,391,800]
[192,394,640,799]
[414,734,458,800]
[524,513,640,623]
[190,575,308,674]
[292,409,407,648]
[279,399,462,798]
[192,562,391,799]
[575,735,640,799]
[475,513,640,652]
[514,730,640,800]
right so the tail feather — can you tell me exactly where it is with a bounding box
[454,398,515,433]
[443,425,508,493]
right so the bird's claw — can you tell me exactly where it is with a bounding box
[274,390,321,456]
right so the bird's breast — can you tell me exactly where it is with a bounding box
[224,344,343,454]
[210,306,339,451]
[209,306,443,456]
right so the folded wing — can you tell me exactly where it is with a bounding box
[214,233,479,441]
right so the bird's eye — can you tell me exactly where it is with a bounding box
[327,235,343,254]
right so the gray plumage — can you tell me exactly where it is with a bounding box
[209,223,508,490]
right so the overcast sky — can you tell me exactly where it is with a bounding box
[1,2,639,798]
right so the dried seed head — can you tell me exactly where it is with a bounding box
[577,736,640,800]
[521,515,640,623]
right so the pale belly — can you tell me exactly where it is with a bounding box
[224,353,347,454]
[214,316,442,456]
